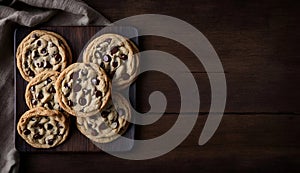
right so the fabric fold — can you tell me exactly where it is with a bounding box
[0,1,110,173]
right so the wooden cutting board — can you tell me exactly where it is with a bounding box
[14,26,137,152]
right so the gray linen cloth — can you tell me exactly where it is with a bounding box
[0,0,110,172]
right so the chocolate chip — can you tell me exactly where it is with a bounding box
[101,111,109,118]
[99,123,107,130]
[32,34,38,39]
[91,129,98,136]
[118,108,125,116]
[24,129,31,135]
[103,55,111,62]
[122,73,130,80]
[94,51,101,58]
[81,69,88,76]
[33,134,43,139]
[112,61,118,68]
[48,86,56,93]
[47,139,54,145]
[41,48,47,54]
[30,86,35,91]
[44,61,53,68]
[24,62,28,68]
[31,99,38,105]
[91,78,100,85]
[104,38,112,44]
[110,46,119,55]
[95,90,102,97]
[37,91,44,99]
[33,51,39,59]
[54,54,61,62]
[64,83,70,89]
[37,40,41,46]
[28,69,35,77]
[73,84,81,92]
[100,62,105,68]
[71,71,79,80]
[65,91,70,97]
[47,124,53,130]
[79,97,87,106]
[46,78,52,84]
[36,62,44,68]
[120,54,128,60]
[67,100,74,107]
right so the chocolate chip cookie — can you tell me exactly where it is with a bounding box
[83,33,139,89]
[55,63,111,117]
[16,30,72,81]
[17,107,69,148]
[76,92,131,143]
[25,71,60,111]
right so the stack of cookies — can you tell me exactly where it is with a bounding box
[16,30,138,148]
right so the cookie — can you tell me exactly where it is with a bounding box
[83,33,139,89]
[16,30,72,81]
[17,107,69,148]
[55,63,111,117]
[76,92,131,143]
[25,71,60,111]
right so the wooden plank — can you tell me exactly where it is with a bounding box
[84,0,300,113]
[87,0,300,32]
[19,114,300,172]
[136,72,300,113]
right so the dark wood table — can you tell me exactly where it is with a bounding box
[19,0,300,172]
